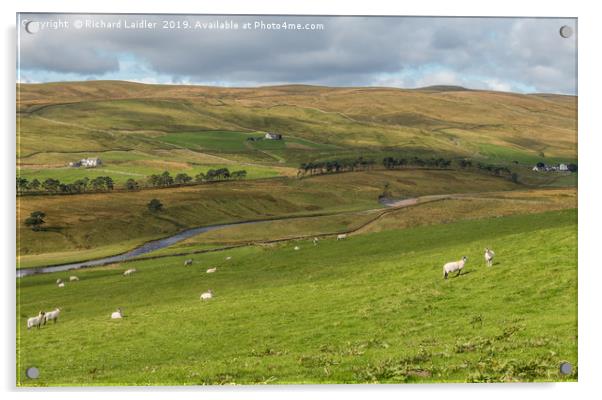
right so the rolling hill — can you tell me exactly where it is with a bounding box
[17,81,577,165]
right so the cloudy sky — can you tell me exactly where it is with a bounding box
[17,14,577,94]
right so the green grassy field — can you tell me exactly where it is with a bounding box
[17,209,577,385]
[15,81,578,386]
[159,131,259,152]
[17,163,281,186]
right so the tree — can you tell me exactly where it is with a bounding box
[147,198,163,212]
[567,163,578,172]
[148,174,161,187]
[194,172,206,183]
[104,176,114,191]
[28,178,41,191]
[25,211,46,231]
[90,176,106,191]
[125,178,139,191]
[205,168,231,181]
[72,178,89,193]
[175,173,192,184]
[17,177,28,192]
[216,168,231,180]
[42,178,61,192]
[458,159,472,169]
[159,171,174,186]
[511,173,519,184]
[536,162,546,169]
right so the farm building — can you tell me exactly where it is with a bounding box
[532,163,573,173]
[69,158,102,168]
[264,132,282,140]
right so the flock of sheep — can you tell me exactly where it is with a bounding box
[25,233,497,330]
[26,255,230,329]
[26,276,79,329]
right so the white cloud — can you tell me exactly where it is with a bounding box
[17,14,577,94]
[483,79,512,92]
[415,70,461,87]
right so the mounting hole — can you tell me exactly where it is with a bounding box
[26,367,40,379]
[559,25,573,39]
[24,21,40,34]
[559,361,573,375]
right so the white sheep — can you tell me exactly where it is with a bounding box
[294,246,300,251]
[123,268,137,276]
[44,308,61,324]
[69,276,79,282]
[206,267,217,274]
[443,256,468,279]
[57,282,65,288]
[111,308,123,319]
[313,237,319,246]
[184,259,193,266]
[226,256,232,260]
[484,248,495,267]
[27,311,45,329]
[337,234,347,240]
[200,289,214,300]
[56,278,63,285]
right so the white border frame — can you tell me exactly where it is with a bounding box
[3,1,600,399]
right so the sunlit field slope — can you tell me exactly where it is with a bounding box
[17,209,577,385]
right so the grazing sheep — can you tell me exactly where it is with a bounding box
[69,276,79,282]
[27,311,45,329]
[56,278,63,285]
[443,256,468,279]
[57,282,65,288]
[184,259,193,266]
[226,256,232,260]
[294,246,300,251]
[44,308,61,324]
[337,234,347,241]
[200,289,214,300]
[111,308,123,319]
[123,268,137,276]
[206,267,217,274]
[484,248,495,267]
[313,237,319,246]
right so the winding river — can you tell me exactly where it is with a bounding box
[16,220,264,278]
[16,196,427,278]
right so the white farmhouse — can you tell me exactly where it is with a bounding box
[559,163,569,171]
[264,132,282,140]
[81,158,102,168]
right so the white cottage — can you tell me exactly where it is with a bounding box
[264,132,282,140]
[81,158,102,168]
